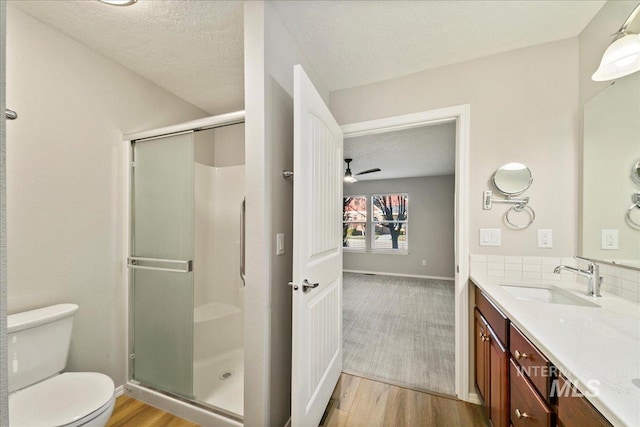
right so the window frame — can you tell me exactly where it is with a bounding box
[342,195,368,252]
[370,193,409,253]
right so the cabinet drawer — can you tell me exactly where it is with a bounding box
[510,323,552,401]
[556,375,612,427]
[475,286,509,345]
[510,359,553,427]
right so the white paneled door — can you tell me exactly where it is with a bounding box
[291,64,344,427]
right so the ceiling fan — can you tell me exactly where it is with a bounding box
[344,158,381,183]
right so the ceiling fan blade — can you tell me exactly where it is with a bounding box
[356,168,381,176]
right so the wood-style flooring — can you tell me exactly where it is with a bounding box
[106,395,199,427]
[108,374,487,426]
[321,373,489,427]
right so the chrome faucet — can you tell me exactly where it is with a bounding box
[553,257,602,297]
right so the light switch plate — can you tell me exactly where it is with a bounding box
[601,229,619,250]
[276,233,285,255]
[538,229,553,248]
[479,229,501,246]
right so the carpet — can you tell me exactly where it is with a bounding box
[342,272,456,396]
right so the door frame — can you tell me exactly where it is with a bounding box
[341,104,471,401]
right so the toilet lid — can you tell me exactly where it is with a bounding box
[9,372,115,427]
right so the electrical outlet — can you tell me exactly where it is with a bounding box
[479,229,501,246]
[421,259,427,266]
[538,229,553,248]
[601,229,619,250]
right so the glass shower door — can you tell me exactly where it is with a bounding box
[129,131,194,398]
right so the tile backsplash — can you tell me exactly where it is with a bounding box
[470,254,640,303]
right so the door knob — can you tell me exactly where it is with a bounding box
[302,279,319,292]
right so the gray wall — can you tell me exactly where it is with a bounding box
[244,2,329,426]
[5,5,206,387]
[331,38,579,257]
[344,176,455,279]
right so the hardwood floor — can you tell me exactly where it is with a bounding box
[108,374,487,427]
[106,395,199,427]
[320,373,489,427]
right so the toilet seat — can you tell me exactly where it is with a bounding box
[9,372,115,427]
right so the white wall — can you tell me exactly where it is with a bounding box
[331,38,580,257]
[5,5,206,386]
[244,2,329,425]
[1,1,8,424]
[343,176,455,278]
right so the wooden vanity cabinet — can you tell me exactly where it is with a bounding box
[474,291,509,427]
[474,308,489,405]
[472,283,613,427]
[510,323,553,401]
[510,360,554,427]
[555,375,613,427]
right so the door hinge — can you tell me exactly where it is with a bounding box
[456,265,460,273]
[131,161,136,168]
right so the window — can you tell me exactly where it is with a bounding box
[372,194,408,251]
[343,196,367,249]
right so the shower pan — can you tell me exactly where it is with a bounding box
[124,111,245,426]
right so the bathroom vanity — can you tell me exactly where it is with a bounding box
[470,270,640,427]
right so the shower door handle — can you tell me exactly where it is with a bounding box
[127,257,192,273]
[240,197,246,285]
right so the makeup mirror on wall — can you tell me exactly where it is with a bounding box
[582,73,640,269]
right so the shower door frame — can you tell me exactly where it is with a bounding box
[122,111,245,427]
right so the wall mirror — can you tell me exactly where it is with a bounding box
[582,73,640,269]
[492,162,533,196]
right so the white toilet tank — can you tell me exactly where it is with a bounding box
[7,304,79,393]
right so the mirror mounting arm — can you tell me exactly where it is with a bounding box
[483,191,536,229]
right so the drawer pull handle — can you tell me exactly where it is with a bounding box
[515,408,529,419]
[515,349,529,359]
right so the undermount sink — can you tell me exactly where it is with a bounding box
[500,284,600,307]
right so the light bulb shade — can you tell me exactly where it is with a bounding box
[592,33,640,81]
[98,0,137,5]
[344,174,358,183]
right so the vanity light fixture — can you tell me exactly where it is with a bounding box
[592,3,640,81]
[98,0,137,6]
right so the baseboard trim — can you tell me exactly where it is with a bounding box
[343,269,454,281]
[466,391,483,405]
[284,417,291,427]
[115,385,125,397]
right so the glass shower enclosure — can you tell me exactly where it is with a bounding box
[127,117,245,422]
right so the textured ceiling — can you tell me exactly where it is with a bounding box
[10,1,605,116]
[10,0,244,115]
[344,121,456,181]
[10,1,605,182]
[272,0,606,91]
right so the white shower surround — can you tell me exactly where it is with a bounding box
[193,163,245,416]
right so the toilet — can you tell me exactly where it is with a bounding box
[8,304,116,427]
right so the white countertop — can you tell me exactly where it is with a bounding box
[470,267,640,427]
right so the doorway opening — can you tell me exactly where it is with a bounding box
[340,105,470,400]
